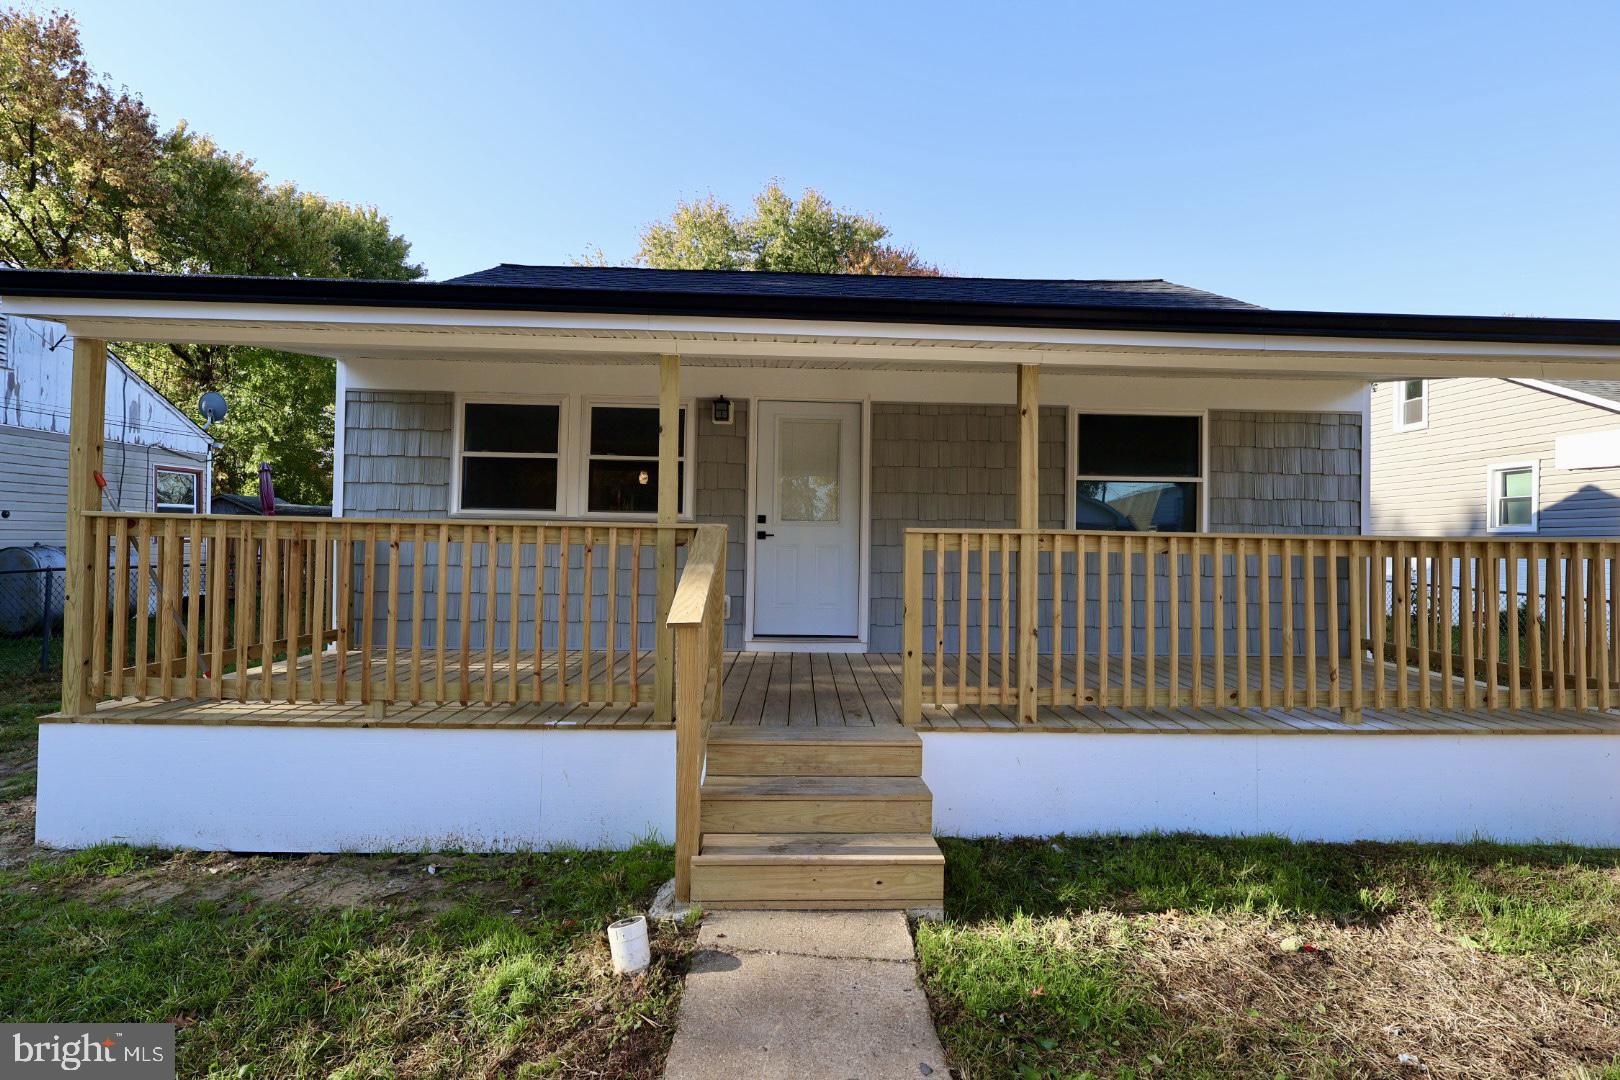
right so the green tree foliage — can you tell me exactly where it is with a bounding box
[0,9,422,503]
[632,181,941,275]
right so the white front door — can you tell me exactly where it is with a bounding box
[753,400,862,637]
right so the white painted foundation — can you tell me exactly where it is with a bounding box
[922,732,1620,846]
[36,724,674,852]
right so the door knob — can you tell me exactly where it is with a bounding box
[757,530,775,540]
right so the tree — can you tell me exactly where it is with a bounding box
[0,8,422,502]
[0,9,167,269]
[631,181,941,275]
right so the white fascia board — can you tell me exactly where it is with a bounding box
[9,295,1620,377]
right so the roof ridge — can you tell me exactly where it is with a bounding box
[480,262,1181,287]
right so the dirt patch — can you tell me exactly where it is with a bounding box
[1137,911,1620,1079]
[0,793,35,871]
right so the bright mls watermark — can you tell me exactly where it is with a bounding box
[4,1025,174,1077]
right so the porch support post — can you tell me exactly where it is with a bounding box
[63,337,109,717]
[655,353,680,724]
[1016,363,1040,724]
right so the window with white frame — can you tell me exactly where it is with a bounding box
[1393,379,1427,430]
[1487,462,1537,533]
[1074,413,1202,532]
[458,400,561,512]
[585,403,686,515]
[153,465,202,513]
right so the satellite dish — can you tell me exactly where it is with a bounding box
[198,391,228,426]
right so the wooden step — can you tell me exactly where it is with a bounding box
[706,725,922,776]
[690,833,943,906]
[699,775,933,834]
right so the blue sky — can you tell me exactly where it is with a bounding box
[62,0,1620,317]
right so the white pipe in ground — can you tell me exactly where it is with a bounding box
[608,915,651,975]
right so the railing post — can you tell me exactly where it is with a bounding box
[902,531,924,725]
[1016,364,1040,724]
[62,338,108,717]
[654,353,680,724]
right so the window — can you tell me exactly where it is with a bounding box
[458,400,561,512]
[1393,379,1427,431]
[1487,462,1537,533]
[1074,413,1202,532]
[153,466,202,514]
[585,404,686,515]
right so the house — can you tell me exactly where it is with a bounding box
[3,265,1619,913]
[1,314,210,549]
[1372,377,1620,536]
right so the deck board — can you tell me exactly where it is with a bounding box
[60,649,1620,736]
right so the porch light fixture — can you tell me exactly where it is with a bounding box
[711,396,733,426]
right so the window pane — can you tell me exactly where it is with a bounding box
[588,460,684,514]
[461,457,557,511]
[590,406,685,458]
[1076,414,1200,477]
[1499,496,1533,527]
[155,470,197,510]
[1500,468,1532,498]
[778,418,841,523]
[464,403,559,454]
[1402,380,1424,402]
[1076,480,1198,532]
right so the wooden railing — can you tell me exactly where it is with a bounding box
[668,525,729,902]
[81,513,700,713]
[903,529,1620,723]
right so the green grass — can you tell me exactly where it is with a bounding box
[918,834,1620,1079]
[0,843,688,1078]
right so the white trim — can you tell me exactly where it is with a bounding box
[1068,407,1209,531]
[151,462,203,514]
[1391,378,1428,432]
[20,296,1620,372]
[1485,460,1539,535]
[449,392,569,517]
[1509,378,1620,415]
[333,359,347,517]
[576,396,696,520]
[743,396,870,648]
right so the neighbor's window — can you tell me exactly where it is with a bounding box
[458,401,560,512]
[153,466,202,514]
[586,404,686,515]
[1394,379,1427,430]
[1487,463,1536,533]
[1075,413,1202,532]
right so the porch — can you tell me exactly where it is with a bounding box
[78,649,1620,736]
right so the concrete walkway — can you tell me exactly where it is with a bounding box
[662,910,949,1080]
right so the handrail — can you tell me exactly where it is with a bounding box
[903,527,1620,723]
[668,524,729,902]
[76,513,698,715]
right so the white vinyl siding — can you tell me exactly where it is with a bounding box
[1371,378,1620,536]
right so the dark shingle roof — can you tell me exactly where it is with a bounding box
[1544,380,1620,409]
[445,264,1264,311]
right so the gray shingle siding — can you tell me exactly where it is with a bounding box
[695,398,747,649]
[342,391,453,515]
[1208,411,1362,534]
[867,404,1067,651]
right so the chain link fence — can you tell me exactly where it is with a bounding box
[0,565,65,704]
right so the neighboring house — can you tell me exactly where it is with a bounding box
[211,493,332,517]
[1372,377,1620,536]
[5,265,1620,914]
[0,314,210,550]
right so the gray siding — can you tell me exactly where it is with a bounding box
[695,399,747,649]
[0,425,207,549]
[1371,379,1620,536]
[868,404,1067,651]
[1209,411,1362,534]
[342,390,453,515]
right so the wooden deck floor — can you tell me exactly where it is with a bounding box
[71,650,1620,736]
